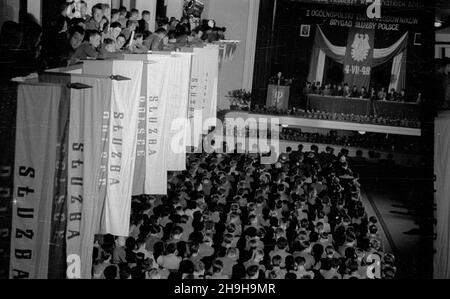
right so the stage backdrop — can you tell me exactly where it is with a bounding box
[307,26,409,90]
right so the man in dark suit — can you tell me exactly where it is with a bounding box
[138,10,151,33]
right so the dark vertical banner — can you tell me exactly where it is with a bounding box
[48,86,70,279]
[343,27,375,89]
[39,73,72,279]
[0,83,17,279]
[10,83,61,279]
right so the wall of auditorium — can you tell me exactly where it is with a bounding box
[203,0,258,110]
[27,0,41,24]
[0,0,20,27]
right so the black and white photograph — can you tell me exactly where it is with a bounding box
[300,24,310,37]
[0,0,449,289]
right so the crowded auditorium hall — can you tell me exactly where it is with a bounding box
[0,0,449,284]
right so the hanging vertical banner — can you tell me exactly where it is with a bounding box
[132,89,147,196]
[103,61,143,236]
[66,77,112,280]
[48,84,70,279]
[10,83,61,279]
[204,45,220,123]
[187,48,206,148]
[0,83,16,279]
[166,53,193,172]
[145,56,171,195]
[343,27,375,89]
[38,72,72,279]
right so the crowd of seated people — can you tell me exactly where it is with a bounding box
[303,81,421,104]
[0,1,227,77]
[251,106,421,129]
[91,147,396,279]
[279,129,421,155]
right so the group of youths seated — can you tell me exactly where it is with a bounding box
[46,1,226,68]
[0,1,227,77]
[279,129,421,155]
[91,144,397,279]
[303,81,420,103]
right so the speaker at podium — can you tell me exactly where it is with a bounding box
[266,73,290,110]
[266,85,290,110]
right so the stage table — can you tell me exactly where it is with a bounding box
[306,94,420,120]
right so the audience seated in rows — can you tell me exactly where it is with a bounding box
[92,147,396,279]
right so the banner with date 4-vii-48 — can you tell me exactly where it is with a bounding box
[343,27,375,90]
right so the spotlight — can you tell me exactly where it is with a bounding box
[358,131,366,135]
[282,124,289,128]
[435,20,443,28]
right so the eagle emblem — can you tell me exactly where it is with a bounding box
[351,33,371,62]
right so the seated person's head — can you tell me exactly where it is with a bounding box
[126,20,138,31]
[246,265,259,279]
[110,22,122,39]
[271,255,282,268]
[276,237,288,250]
[103,38,116,52]
[68,26,85,50]
[87,30,101,48]
[142,10,151,22]
[111,9,120,21]
[119,6,127,17]
[134,32,144,44]
[91,4,104,23]
[166,242,177,255]
[155,28,167,38]
[212,260,224,274]
[130,9,139,21]
[116,34,127,50]
[104,265,117,280]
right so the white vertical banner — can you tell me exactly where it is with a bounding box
[103,61,143,236]
[204,45,220,124]
[10,84,61,279]
[67,77,112,280]
[166,53,193,171]
[187,48,207,147]
[145,55,171,195]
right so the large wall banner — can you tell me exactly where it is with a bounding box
[165,53,193,172]
[343,27,375,89]
[10,83,61,279]
[145,56,171,195]
[66,76,112,280]
[102,61,143,236]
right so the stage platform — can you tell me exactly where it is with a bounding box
[225,111,422,137]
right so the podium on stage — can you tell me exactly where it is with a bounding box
[266,84,290,110]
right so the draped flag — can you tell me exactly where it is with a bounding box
[0,83,16,279]
[343,27,375,89]
[81,60,144,235]
[38,72,72,279]
[308,25,409,91]
[66,76,112,279]
[165,53,193,172]
[145,56,171,195]
[102,61,143,236]
[187,47,220,146]
[204,45,220,126]
[10,83,61,279]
